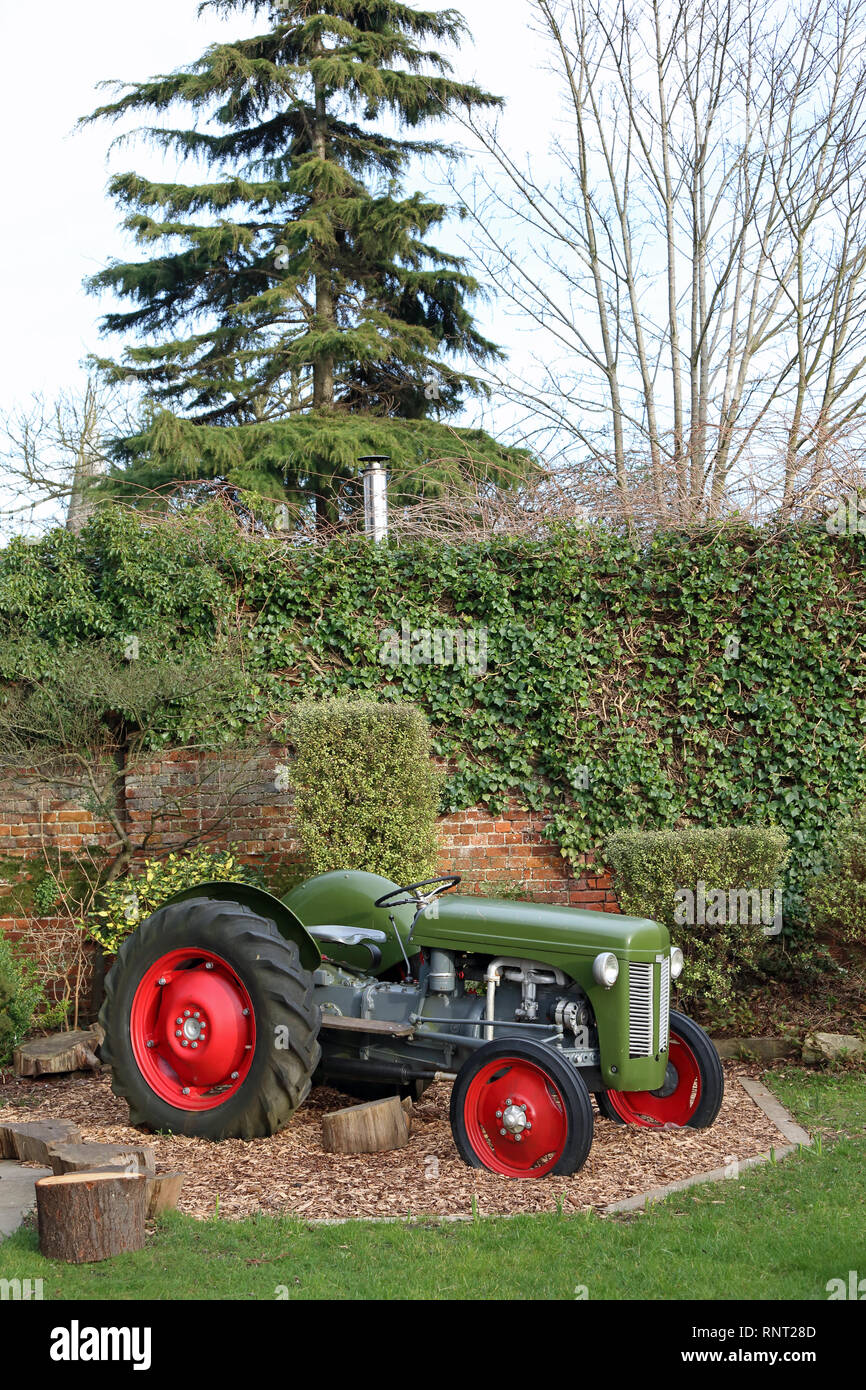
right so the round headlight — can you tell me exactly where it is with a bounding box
[670,946,684,980]
[592,951,619,988]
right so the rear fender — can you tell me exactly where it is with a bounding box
[156,881,322,974]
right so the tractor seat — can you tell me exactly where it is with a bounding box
[307,925,387,948]
[307,924,387,969]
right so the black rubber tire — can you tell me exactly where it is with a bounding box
[595,1010,724,1129]
[668,1011,725,1128]
[450,1038,594,1177]
[99,896,322,1141]
[594,1089,624,1123]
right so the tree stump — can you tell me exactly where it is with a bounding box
[13,1030,102,1078]
[0,1119,81,1163]
[145,1172,186,1219]
[321,1095,410,1154]
[35,1171,148,1264]
[46,1142,156,1177]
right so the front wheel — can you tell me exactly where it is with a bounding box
[450,1039,594,1178]
[100,896,322,1140]
[595,1010,724,1129]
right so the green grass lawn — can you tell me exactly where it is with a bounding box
[1,1070,862,1301]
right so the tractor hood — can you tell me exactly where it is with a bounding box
[415,893,668,969]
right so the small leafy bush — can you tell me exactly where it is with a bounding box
[32,874,61,914]
[0,931,44,1064]
[807,807,866,946]
[288,699,443,883]
[606,826,790,1015]
[85,848,267,955]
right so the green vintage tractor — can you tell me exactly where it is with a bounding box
[100,871,724,1178]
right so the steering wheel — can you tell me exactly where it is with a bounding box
[374,875,461,910]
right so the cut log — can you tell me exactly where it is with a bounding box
[321,1095,410,1155]
[145,1171,185,1220]
[0,1119,82,1163]
[36,1170,148,1263]
[13,1029,102,1078]
[401,1096,414,1136]
[46,1141,156,1177]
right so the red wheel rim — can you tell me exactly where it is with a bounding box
[605,1032,701,1127]
[462,1057,570,1177]
[129,948,256,1111]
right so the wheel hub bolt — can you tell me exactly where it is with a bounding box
[182,1040,189,1048]
[176,1017,182,1025]
[495,1110,502,1118]
[175,1031,182,1038]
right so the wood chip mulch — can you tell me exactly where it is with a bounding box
[0,1063,790,1222]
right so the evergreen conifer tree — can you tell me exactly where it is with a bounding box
[84,1,532,522]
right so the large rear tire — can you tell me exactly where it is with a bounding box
[100,896,321,1140]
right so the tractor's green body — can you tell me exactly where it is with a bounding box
[280,871,672,1094]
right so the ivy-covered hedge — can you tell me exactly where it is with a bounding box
[807,807,866,946]
[2,508,865,928]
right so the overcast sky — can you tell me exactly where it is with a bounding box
[0,0,551,417]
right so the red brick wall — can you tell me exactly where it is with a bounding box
[437,805,619,909]
[0,751,620,1023]
[0,748,618,909]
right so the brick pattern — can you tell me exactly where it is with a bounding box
[437,804,620,909]
[0,915,98,1022]
[123,748,304,861]
[0,799,116,855]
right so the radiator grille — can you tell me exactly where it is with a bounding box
[628,961,654,1057]
[659,956,671,1053]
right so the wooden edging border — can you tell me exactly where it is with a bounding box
[601,1077,812,1215]
[302,1077,811,1227]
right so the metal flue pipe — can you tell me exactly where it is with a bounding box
[360,455,390,543]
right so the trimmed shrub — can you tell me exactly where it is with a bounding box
[606,826,790,1015]
[85,848,267,955]
[807,808,866,945]
[288,698,443,882]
